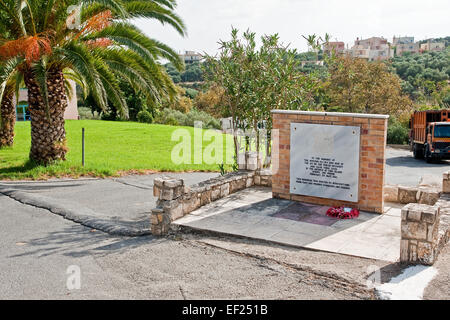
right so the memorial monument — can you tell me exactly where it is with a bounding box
[272,110,389,214]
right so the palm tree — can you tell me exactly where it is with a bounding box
[0,8,18,148]
[0,81,15,147]
[0,0,185,164]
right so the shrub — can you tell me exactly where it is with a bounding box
[154,108,185,126]
[137,110,153,124]
[387,120,409,145]
[184,88,199,99]
[154,108,221,129]
[77,107,100,120]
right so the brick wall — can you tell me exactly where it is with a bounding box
[271,110,388,214]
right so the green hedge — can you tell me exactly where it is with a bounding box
[387,118,409,145]
[154,108,221,129]
[137,110,153,124]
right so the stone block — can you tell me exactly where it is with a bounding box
[153,185,161,198]
[401,209,408,221]
[422,206,439,224]
[254,175,261,185]
[160,185,183,200]
[400,240,409,262]
[428,224,437,242]
[220,183,230,197]
[246,177,253,188]
[407,209,422,221]
[211,187,221,201]
[398,186,418,204]
[151,213,159,226]
[200,190,212,206]
[160,188,174,201]
[401,203,416,220]
[384,185,399,202]
[444,171,450,194]
[152,225,162,236]
[417,187,441,205]
[182,194,201,215]
[153,177,166,188]
[417,242,435,265]
[260,175,271,187]
[151,206,170,236]
[164,179,184,188]
[409,243,417,261]
[401,221,427,240]
[230,179,246,193]
[170,202,184,221]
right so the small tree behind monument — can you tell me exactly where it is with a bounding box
[204,29,324,168]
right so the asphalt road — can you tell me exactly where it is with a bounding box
[385,146,450,186]
[0,173,220,236]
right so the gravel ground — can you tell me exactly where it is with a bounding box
[423,245,450,300]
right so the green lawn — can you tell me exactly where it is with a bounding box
[0,120,235,180]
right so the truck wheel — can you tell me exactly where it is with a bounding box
[413,144,423,159]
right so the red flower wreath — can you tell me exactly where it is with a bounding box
[326,206,360,219]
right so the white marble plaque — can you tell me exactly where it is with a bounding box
[290,123,360,202]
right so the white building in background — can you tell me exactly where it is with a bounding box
[392,36,414,46]
[350,37,394,61]
[14,80,78,121]
[179,51,202,64]
[420,41,445,52]
[393,36,420,56]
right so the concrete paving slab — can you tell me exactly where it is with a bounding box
[175,187,401,262]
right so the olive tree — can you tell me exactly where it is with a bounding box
[204,29,323,168]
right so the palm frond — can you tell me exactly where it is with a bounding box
[55,42,108,111]
[63,68,88,98]
[121,1,186,36]
[82,22,184,70]
[0,56,23,104]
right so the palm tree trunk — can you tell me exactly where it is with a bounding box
[24,67,68,164]
[0,92,15,148]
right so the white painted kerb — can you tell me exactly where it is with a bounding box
[271,110,389,119]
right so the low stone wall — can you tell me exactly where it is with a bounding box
[151,170,272,236]
[400,171,450,265]
[384,184,441,205]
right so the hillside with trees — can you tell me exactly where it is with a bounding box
[165,62,204,83]
[391,49,450,108]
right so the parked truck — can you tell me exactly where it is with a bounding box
[409,110,450,162]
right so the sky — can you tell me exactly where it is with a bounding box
[134,0,450,55]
